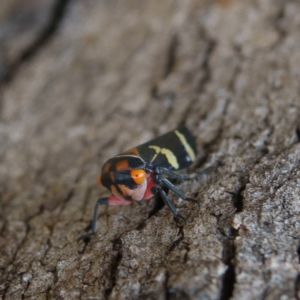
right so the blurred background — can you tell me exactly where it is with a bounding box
[1,1,300,299]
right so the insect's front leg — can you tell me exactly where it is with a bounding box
[79,196,132,242]
[91,196,132,233]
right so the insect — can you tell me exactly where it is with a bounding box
[88,126,199,237]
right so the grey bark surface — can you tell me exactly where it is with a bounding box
[0,0,300,299]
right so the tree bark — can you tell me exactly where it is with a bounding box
[1,0,300,299]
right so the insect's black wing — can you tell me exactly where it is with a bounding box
[135,126,197,171]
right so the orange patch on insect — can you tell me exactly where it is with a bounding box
[131,169,146,185]
[103,162,111,173]
[116,159,130,171]
[109,172,115,182]
[97,175,103,186]
[123,147,139,156]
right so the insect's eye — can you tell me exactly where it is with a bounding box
[130,169,146,185]
[97,174,103,186]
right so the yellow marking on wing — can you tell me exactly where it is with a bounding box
[149,145,179,169]
[149,145,160,162]
[161,148,179,169]
[175,130,196,161]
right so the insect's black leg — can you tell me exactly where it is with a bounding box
[78,197,108,242]
[193,165,216,180]
[153,186,188,223]
[91,198,108,234]
[158,176,200,206]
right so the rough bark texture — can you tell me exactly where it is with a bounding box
[1,0,300,299]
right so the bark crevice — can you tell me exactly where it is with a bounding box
[1,0,70,85]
